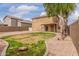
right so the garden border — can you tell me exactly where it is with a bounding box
[1,39,9,56]
[43,41,48,56]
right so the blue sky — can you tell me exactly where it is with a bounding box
[0,3,79,25]
[0,3,45,21]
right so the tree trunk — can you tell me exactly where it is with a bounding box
[58,15,67,40]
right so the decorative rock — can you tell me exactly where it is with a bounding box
[18,47,28,51]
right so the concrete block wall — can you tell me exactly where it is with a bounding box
[70,20,79,55]
[0,26,28,32]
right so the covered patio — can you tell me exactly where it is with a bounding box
[41,24,59,32]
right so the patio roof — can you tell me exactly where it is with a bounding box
[32,16,53,20]
[20,20,32,24]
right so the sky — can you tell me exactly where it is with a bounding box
[0,3,79,25]
[0,3,45,22]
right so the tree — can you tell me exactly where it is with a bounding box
[43,3,76,40]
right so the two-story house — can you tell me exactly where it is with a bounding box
[32,16,59,32]
[3,16,32,29]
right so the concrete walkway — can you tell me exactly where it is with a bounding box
[47,33,78,56]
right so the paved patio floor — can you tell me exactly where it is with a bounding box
[47,33,78,56]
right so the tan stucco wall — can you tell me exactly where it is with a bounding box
[4,17,11,26]
[70,20,79,55]
[4,17,32,28]
[4,17,18,27]
[11,19,18,27]
[18,21,21,27]
[32,16,58,32]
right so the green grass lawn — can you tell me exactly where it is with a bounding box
[2,32,55,56]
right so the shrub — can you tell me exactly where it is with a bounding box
[6,40,46,56]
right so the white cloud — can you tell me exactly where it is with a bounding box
[40,12,47,16]
[9,5,38,13]
[10,12,32,21]
[11,12,29,18]
[8,5,39,19]
[16,5,38,12]
[73,11,79,19]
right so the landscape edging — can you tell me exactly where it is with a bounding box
[1,40,9,56]
[43,41,48,56]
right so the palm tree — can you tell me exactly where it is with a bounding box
[43,3,76,40]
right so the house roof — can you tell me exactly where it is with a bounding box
[3,16,23,21]
[20,20,32,24]
[32,16,57,20]
[32,16,50,20]
[3,16,32,24]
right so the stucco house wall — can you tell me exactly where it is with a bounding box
[32,16,58,32]
[4,16,12,26]
[11,18,18,27]
[2,16,32,31]
[3,16,32,28]
[18,21,21,27]
[3,16,19,27]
